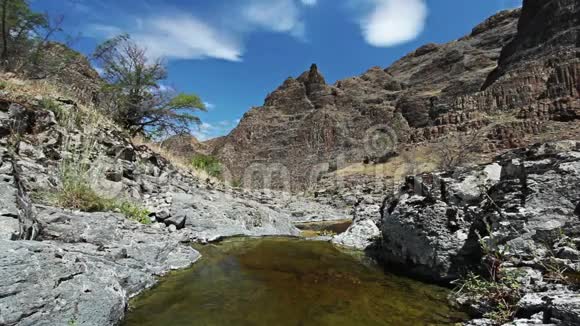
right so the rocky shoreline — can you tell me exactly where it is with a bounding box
[336,140,580,325]
[1,95,579,325]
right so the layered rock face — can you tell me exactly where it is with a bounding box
[160,133,211,158]
[211,0,579,190]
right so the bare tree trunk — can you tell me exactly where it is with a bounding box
[1,0,9,65]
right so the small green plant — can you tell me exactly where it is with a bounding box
[455,270,522,325]
[0,80,7,89]
[39,98,66,120]
[454,216,523,325]
[115,201,151,224]
[191,154,222,178]
[43,172,151,224]
[54,171,109,212]
[230,178,243,188]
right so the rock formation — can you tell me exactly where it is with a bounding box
[210,0,579,190]
[0,92,345,323]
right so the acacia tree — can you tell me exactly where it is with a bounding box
[93,34,206,137]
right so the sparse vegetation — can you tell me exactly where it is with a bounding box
[455,270,522,324]
[43,171,151,224]
[436,129,486,170]
[453,218,523,325]
[191,154,222,178]
[0,0,75,76]
[93,34,206,137]
[230,178,243,188]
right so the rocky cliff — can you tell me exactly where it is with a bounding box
[211,0,579,190]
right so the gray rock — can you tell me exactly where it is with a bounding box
[155,209,171,221]
[556,246,580,261]
[165,214,186,229]
[464,319,495,326]
[169,191,300,243]
[0,214,18,240]
[549,292,580,325]
[105,169,123,182]
[381,141,580,282]
[0,207,200,326]
[332,219,380,250]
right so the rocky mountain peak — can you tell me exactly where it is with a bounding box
[209,0,579,190]
[470,8,521,37]
[483,0,579,88]
[297,63,327,87]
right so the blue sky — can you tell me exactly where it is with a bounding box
[32,0,521,140]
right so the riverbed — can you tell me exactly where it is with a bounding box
[123,237,467,325]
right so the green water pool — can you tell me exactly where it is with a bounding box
[123,237,467,326]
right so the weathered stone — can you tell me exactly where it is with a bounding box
[0,207,200,326]
[381,141,580,282]
[154,209,171,221]
[332,219,380,250]
[164,214,186,229]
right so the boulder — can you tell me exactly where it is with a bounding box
[168,191,300,243]
[332,219,380,250]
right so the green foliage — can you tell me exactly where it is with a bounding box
[191,154,222,178]
[39,97,67,121]
[230,178,243,188]
[455,271,522,324]
[454,217,523,324]
[0,0,49,68]
[168,93,205,111]
[52,169,108,212]
[93,34,206,137]
[115,201,151,224]
[44,169,151,224]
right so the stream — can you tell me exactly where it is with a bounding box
[122,236,468,325]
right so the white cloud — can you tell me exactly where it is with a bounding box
[158,83,175,92]
[242,0,307,38]
[300,0,317,6]
[85,0,315,62]
[135,15,243,61]
[93,66,105,76]
[203,101,216,110]
[357,0,427,47]
[89,24,122,37]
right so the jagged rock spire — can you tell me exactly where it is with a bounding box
[298,63,326,86]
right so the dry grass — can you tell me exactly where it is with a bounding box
[132,135,222,183]
[335,144,442,180]
[1,74,220,184]
[0,74,114,127]
[334,140,494,181]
